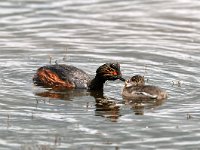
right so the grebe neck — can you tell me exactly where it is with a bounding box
[88,75,106,90]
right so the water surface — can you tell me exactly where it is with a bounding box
[0,0,200,149]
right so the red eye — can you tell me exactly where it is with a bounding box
[113,71,118,75]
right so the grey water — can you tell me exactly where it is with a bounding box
[0,0,200,149]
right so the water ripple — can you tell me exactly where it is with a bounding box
[0,0,200,149]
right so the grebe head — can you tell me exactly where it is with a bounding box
[96,62,125,81]
[125,75,145,87]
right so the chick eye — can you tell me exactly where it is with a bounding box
[131,77,135,81]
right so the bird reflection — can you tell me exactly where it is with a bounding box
[35,89,121,122]
[123,97,166,115]
[35,89,166,120]
[35,89,90,100]
[94,98,120,122]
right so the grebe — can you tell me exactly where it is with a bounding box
[33,62,125,90]
[122,75,167,100]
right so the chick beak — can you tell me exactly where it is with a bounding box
[125,80,133,87]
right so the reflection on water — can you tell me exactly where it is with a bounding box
[35,88,121,122]
[35,88,90,101]
[95,97,121,122]
[35,87,166,122]
[124,97,166,115]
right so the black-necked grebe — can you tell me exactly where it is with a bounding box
[33,62,125,90]
[122,75,167,100]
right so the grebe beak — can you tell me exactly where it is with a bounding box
[119,77,126,82]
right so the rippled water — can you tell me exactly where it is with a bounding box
[1,0,200,149]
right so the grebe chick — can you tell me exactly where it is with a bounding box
[33,62,125,90]
[122,75,167,100]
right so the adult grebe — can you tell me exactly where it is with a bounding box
[33,62,125,90]
[122,75,167,100]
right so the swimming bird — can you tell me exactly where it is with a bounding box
[33,62,125,90]
[122,75,167,100]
